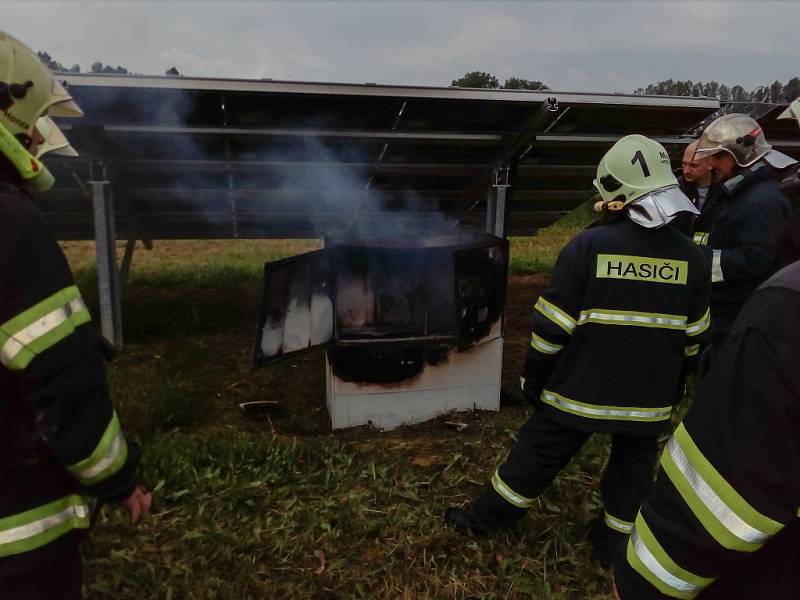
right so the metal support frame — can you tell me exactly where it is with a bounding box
[490,163,511,238]
[454,103,560,235]
[89,162,124,348]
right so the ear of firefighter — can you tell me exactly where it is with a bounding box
[0,31,83,190]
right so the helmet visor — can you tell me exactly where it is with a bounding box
[626,185,699,229]
[46,80,84,118]
[778,99,800,122]
[762,149,797,170]
[35,116,78,158]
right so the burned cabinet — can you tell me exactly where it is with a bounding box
[253,234,509,424]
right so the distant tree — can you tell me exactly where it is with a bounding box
[731,85,748,101]
[502,77,550,90]
[770,80,783,103]
[784,77,800,102]
[451,71,500,88]
[705,81,720,98]
[37,51,80,73]
[718,84,731,101]
[165,66,181,77]
[91,61,129,75]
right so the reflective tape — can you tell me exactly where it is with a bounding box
[68,411,128,485]
[711,250,724,283]
[627,515,712,599]
[0,286,91,371]
[662,425,783,552]
[534,297,576,334]
[693,232,710,246]
[491,470,535,508]
[0,495,91,558]
[685,344,700,357]
[541,390,673,422]
[604,511,634,534]
[685,309,710,337]
[578,309,687,330]
[530,332,563,355]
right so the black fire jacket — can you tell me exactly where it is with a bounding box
[671,175,721,246]
[0,183,139,560]
[521,216,711,436]
[703,162,791,332]
[614,260,800,599]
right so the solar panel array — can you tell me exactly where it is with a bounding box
[38,74,796,240]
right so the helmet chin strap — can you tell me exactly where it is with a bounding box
[0,122,55,192]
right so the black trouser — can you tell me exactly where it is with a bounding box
[700,518,800,599]
[0,532,83,600]
[471,409,659,533]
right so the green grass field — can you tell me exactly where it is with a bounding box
[61,212,636,599]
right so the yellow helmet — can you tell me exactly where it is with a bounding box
[593,135,698,228]
[0,31,83,191]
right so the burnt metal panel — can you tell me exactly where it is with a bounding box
[252,250,332,366]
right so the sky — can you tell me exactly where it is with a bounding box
[5,1,799,94]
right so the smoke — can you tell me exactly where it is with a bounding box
[265,136,464,241]
[54,82,471,240]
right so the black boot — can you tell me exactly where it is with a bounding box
[587,518,627,568]
[444,505,493,536]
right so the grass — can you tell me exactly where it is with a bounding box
[60,213,630,599]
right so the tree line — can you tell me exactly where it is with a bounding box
[633,78,800,103]
[37,51,181,77]
[450,71,800,103]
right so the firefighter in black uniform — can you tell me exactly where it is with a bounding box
[691,114,796,369]
[445,134,711,566]
[672,140,720,245]
[0,31,151,599]
[613,258,800,599]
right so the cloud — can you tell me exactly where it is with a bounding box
[3,0,798,93]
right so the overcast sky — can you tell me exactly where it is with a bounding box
[5,1,798,93]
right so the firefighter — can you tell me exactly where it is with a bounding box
[612,258,800,599]
[671,140,721,247]
[445,134,711,566]
[0,31,151,599]
[691,113,796,369]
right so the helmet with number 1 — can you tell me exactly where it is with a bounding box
[0,30,83,191]
[593,134,698,227]
[594,135,680,208]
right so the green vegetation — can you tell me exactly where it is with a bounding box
[63,224,624,599]
[509,202,596,274]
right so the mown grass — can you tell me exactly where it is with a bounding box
[62,213,628,599]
